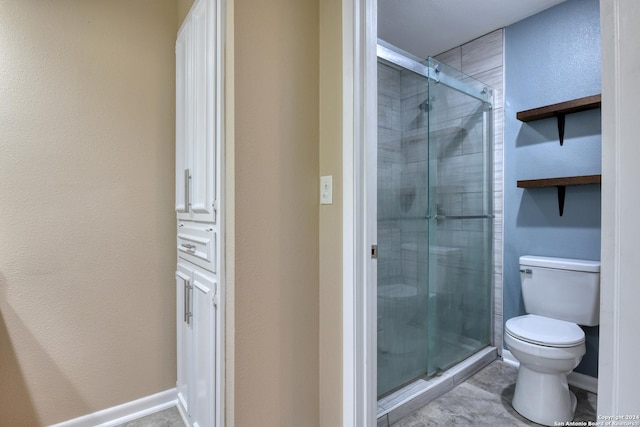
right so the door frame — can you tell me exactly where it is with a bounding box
[341,0,377,424]
[598,0,640,414]
[342,0,639,422]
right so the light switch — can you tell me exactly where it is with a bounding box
[320,175,333,205]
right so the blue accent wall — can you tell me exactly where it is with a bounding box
[504,0,601,377]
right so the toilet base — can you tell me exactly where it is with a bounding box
[512,365,577,426]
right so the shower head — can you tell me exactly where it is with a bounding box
[419,98,431,113]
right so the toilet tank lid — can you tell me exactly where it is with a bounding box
[520,255,600,272]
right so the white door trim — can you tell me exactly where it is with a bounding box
[343,0,640,422]
[342,0,377,425]
[598,0,640,415]
[214,0,226,425]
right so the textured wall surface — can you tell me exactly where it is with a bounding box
[0,1,178,424]
[504,0,601,376]
[234,0,320,425]
[177,0,195,27]
[319,0,343,423]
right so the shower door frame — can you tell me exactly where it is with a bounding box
[377,42,493,105]
[375,41,494,396]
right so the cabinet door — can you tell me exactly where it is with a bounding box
[192,269,216,427]
[176,262,193,416]
[189,0,216,223]
[176,0,216,223]
[176,17,192,214]
[177,261,216,427]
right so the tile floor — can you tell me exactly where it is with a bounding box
[391,360,597,426]
[121,361,597,427]
[115,407,185,427]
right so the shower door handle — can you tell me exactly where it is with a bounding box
[430,214,495,221]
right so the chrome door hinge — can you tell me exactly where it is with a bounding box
[371,244,378,259]
[212,200,218,212]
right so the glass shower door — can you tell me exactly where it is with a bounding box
[376,46,493,397]
[426,58,493,376]
[377,59,430,396]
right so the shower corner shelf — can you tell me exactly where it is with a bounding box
[517,174,601,216]
[516,94,601,146]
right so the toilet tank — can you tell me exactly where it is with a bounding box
[520,255,600,326]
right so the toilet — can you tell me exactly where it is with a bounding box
[377,283,421,354]
[505,255,600,426]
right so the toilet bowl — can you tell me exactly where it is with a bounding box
[505,315,585,426]
[505,256,600,427]
[377,283,421,354]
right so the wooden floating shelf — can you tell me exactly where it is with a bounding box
[516,95,601,122]
[517,174,601,188]
[516,94,601,146]
[517,174,601,216]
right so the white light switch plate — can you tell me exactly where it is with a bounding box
[320,175,333,205]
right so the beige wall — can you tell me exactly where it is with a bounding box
[177,0,195,28]
[233,0,320,424]
[319,0,344,425]
[0,0,344,425]
[223,0,236,424]
[0,1,178,425]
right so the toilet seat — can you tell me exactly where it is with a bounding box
[505,314,585,347]
[377,283,418,299]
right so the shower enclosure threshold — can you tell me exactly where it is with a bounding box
[377,346,497,427]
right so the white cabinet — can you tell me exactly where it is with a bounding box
[176,261,216,427]
[176,0,217,224]
[176,0,223,426]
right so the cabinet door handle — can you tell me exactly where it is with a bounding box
[184,168,191,212]
[181,243,196,251]
[186,280,193,325]
[184,279,189,323]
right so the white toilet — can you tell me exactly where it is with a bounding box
[377,283,421,354]
[505,255,600,427]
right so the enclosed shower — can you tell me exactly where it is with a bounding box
[377,41,494,397]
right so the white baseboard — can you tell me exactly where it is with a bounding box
[567,370,598,394]
[501,349,598,394]
[49,388,177,427]
[176,399,190,426]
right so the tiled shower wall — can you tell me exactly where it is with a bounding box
[435,29,505,354]
[377,63,404,288]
